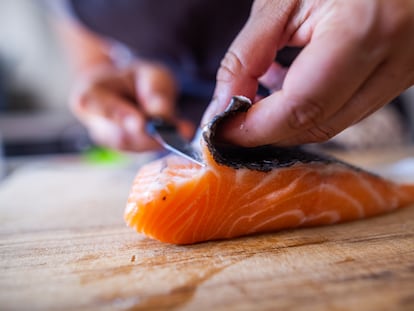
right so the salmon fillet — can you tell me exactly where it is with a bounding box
[125,97,414,244]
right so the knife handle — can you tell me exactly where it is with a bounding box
[146,117,177,136]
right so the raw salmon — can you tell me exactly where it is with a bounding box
[125,97,414,244]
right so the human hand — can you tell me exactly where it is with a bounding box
[203,0,414,147]
[70,62,193,151]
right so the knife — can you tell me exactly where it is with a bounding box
[146,118,205,166]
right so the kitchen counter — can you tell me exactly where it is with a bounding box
[1,149,414,310]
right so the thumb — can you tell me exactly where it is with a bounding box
[134,62,177,120]
[202,0,299,125]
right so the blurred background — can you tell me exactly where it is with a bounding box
[0,0,92,151]
[0,0,413,180]
[0,1,96,179]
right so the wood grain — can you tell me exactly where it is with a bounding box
[0,155,414,311]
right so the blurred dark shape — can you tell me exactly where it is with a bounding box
[0,54,38,112]
[0,52,91,156]
[276,47,302,68]
[0,57,6,111]
[0,112,92,156]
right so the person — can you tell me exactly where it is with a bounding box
[52,0,414,152]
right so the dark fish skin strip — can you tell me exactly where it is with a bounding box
[202,96,364,173]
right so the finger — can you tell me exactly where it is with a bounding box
[258,62,288,93]
[275,60,410,146]
[72,88,160,151]
[201,0,299,125]
[134,63,177,119]
[220,21,386,147]
[135,62,195,141]
[87,115,161,151]
[177,119,196,141]
[75,65,137,99]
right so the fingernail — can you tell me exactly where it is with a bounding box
[89,116,123,146]
[149,95,163,113]
[147,95,171,118]
[123,116,139,135]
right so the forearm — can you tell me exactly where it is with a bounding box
[53,17,113,75]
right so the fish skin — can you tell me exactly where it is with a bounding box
[203,96,343,172]
[124,97,414,244]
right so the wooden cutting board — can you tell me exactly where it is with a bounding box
[0,153,414,311]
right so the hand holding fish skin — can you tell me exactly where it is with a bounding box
[205,0,414,147]
[70,62,192,151]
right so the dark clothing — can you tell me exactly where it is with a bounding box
[60,0,300,121]
[66,0,253,121]
[70,0,251,96]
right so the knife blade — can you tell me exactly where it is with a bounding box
[146,118,205,166]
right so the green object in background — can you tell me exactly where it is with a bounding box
[83,147,126,165]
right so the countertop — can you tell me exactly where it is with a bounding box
[1,149,414,310]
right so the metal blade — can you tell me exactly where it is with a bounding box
[146,118,204,166]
